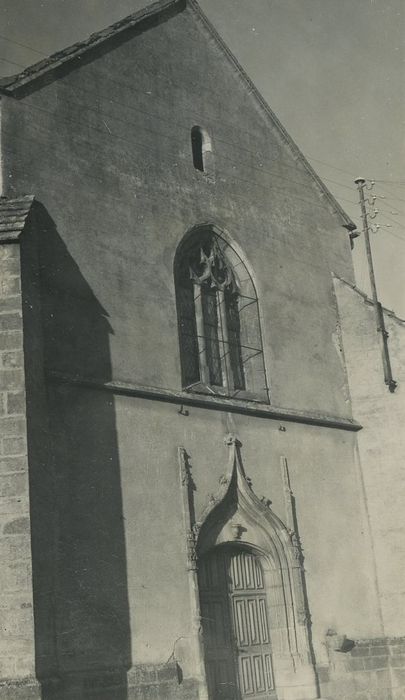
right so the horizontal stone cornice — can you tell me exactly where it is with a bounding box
[47,370,362,431]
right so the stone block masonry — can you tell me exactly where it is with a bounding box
[317,635,405,700]
[41,664,200,700]
[0,243,39,697]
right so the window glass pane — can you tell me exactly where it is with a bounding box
[201,287,223,386]
[225,292,246,391]
[178,284,200,385]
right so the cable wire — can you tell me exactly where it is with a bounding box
[3,97,357,212]
[0,33,46,56]
[2,37,405,238]
[0,55,26,68]
[378,211,405,234]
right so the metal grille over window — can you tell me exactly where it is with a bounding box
[175,227,269,403]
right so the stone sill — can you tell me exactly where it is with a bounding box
[47,370,362,432]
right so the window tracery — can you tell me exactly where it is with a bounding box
[175,227,268,402]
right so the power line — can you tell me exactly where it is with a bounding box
[1,37,403,229]
[384,229,405,244]
[49,85,369,201]
[369,188,405,217]
[2,145,345,278]
[0,139,334,219]
[3,36,399,213]
[378,211,405,234]
[0,33,46,56]
[5,69,309,180]
[2,37,405,228]
[0,55,26,68]
[306,156,362,179]
[1,31,403,203]
[61,77,356,185]
[368,222,405,244]
[6,88,405,231]
[310,176,355,192]
[370,182,405,208]
[334,196,358,207]
[377,192,405,206]
[374,179,405,186]
[6,96,358,211]
[3,37,268,113]
[0,37,376,189]
[376,204,405,218]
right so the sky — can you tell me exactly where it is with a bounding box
[1,0,404,315]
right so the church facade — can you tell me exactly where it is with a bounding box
[0,1,404,699]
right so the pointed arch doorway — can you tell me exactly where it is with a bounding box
[180,435,320,700]
[199,544,277,700]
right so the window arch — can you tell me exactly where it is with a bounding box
[175,226,268,402]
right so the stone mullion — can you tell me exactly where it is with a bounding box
[217,289,232,392]
[193,283,209,385]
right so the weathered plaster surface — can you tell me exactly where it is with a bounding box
[335,279,405,639]
[1,6,355,417]
[0,5,402,700]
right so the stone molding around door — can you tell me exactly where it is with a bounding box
[178,435,320,700]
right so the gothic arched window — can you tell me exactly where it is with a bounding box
[175,227,268,402]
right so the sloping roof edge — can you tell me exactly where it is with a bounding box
[0,195,35,243]
[0,0,185,93]
[0,0,356,231]
[333,274,405,325]
[187,0,356,231]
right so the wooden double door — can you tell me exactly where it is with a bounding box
[199,546,277,700]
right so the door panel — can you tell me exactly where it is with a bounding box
[199,550,239,699]
[199,547,277,700]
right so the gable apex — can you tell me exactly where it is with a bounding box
[0,0,356,231]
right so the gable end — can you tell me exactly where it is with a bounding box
[0,0,356,232]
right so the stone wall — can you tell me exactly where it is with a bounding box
[335,278,405,637]
[1,2,356,419]
[333,278,405,700]
[318,633,405,700]
[0,3,403,699]
[0,241,39,697]
[39,663,199,700]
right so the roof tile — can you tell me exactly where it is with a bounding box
[0,195,35,242]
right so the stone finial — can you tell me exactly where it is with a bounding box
[224,433,242,447]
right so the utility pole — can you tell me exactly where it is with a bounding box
[355,177,397,392]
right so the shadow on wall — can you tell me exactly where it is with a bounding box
[21,202,131,700]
